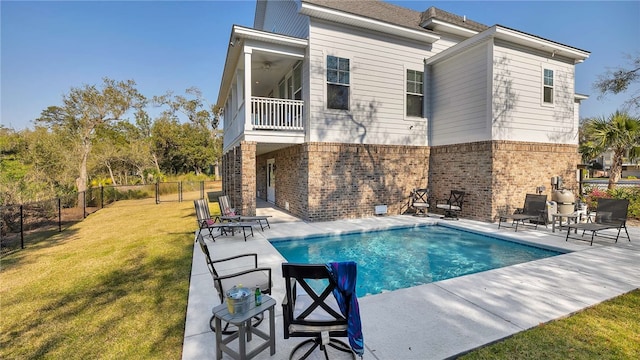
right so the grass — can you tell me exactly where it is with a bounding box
[0,197,213,359]
[460,289,640,359]
[1,192,639,359]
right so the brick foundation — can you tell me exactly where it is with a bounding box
[227,140,579,223]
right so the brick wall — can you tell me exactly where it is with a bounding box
[428,140,580,221]
[234,140,579,223]
[221,141,257,216]
[258,143,430,221]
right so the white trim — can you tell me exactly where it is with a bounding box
[420,18,479,38]
[233,25,309,48]
[426,25,589,66]
[300,2,440,43]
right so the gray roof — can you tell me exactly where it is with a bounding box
[421,6,488,32]
[302,0,487,34]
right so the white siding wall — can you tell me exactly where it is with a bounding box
[430,42,491,146]
[307,19,458,145]
[261,0,308,38]
[491,40,577,144]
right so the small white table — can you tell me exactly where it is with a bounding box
[551,212,580,233]
[212,295,276,360]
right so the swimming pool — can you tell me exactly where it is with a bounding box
[270,225,563,297]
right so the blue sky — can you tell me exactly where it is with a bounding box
[2,0,639,131]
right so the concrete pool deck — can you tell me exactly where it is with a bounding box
[182,202,640,360]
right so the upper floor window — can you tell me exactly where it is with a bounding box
[406,69,424,117]
[327,55,349,110]
[543,68,554,104]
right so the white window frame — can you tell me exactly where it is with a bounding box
[326,55,350,111]
[542,67,555,106]
[405,68,425,118]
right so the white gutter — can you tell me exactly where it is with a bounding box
[300,2,440,43]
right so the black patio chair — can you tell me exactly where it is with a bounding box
[282,263,362,360]
[410,188,430,216]
[196,233,272,333]
[436,190,466,220]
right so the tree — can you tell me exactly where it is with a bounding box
[594,54,640,113]
[153,87,219,130]
[581,111,640,189]
[36,78,146,199]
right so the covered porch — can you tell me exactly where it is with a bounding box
[218,25,308,155]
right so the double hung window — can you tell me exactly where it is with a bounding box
[543,68,554,104]
[327,55,350,110]
[406,69,424,117]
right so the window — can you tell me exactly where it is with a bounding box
[327,55,349,110]
[406,69,424,117]
[543,68,554,104]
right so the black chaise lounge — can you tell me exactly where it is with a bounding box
[193,199,255,241]
[498,194,547,231]
[218,195,272,231]
[565,198,631,246]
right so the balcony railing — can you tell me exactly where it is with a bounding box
[251,96,304,130]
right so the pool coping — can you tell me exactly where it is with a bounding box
[182,213,640,360]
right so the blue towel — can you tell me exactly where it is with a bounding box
[326,261,364,357]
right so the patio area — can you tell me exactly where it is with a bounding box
[182,200,640,360]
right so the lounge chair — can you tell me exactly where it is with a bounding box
[436,190,465,220]
[218,195,272,230]
[197,233,272,333]
[282,262,363,360]
[565,198,631,245]
[498,194,547,231]
[193,199,255,241]
[410,188,430,216]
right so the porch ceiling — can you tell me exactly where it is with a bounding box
[256,142,296,156]
[242,51,299,97]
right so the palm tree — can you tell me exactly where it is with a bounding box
[581,111,640,189]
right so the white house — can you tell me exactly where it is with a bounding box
[216,0,590,222]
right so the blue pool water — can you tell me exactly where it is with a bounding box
[270,225,563,297]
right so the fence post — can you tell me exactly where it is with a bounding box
[83,191,87,218]
[20,205,24,249]
[200,181,205,200]
[155,183,160,204]
[58,198,62,232]
[100,185,104,209]
[179,181,183,202]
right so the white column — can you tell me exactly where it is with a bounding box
[244,49,253,131]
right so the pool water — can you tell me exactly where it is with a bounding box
[270,225,563,297]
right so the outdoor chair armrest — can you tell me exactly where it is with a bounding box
[211,253,259,268]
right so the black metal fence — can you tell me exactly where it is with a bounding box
[1,181,220,255]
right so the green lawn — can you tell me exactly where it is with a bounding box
[1,196,638,359]
[0,198,202,359]
[461,289,640,359]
